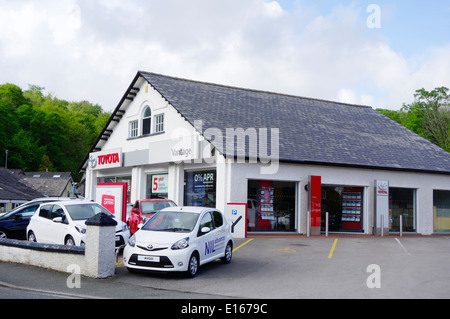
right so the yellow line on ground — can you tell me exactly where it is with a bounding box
[233,238,254,252]
[328,238,338,259]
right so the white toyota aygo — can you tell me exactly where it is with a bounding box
[123,206,234,277]
[26,200,130,247]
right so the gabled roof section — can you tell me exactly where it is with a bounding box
[139,71,450,174]
[0,168,43,201]
[79,72,144,172]
[14,171,74,197]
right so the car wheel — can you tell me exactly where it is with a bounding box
[221,241,233,264]
[0,230,7,239]
[186,252,199,278]
[65,235,75,246]
[28,231,36,242]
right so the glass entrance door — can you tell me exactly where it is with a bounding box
[389,188,416,232]
[321,186,364,233]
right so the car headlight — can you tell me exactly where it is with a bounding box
[128,234,136,247]
[75,226,86,234]
[171,237,189,250]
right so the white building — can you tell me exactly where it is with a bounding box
[79,71,450,236]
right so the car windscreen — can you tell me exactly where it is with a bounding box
[65,203,114,221]
[141,201,176,214]
[142,211,199,233]
[1,204,38,218]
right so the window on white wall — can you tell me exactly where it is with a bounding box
[129,120,138,138]
[143,106,151,135]
[155,113,164,133]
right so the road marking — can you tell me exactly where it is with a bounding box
[395,238,411,255]
[328,238,338,259]
[233,238,254,252]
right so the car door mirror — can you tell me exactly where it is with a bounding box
[14,214,23,220]
[52,217,63,223]
[201,226,211,234]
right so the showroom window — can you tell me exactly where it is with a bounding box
[389,188,416,232]
[321,186,364,233]
[247,180,296,232]
[433,190,450,233]
[184,170,216,208]
[146,174,169,199]
[97,176,131,204]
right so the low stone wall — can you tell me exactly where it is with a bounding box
[0,213,117,279]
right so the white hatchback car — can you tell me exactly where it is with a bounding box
[27,200,130,246]
[123,206,234,277]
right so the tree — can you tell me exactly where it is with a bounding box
[0,83,29,108]
[8,130,46,171]
[403,87,450,152]
[0,82,110,179]
[0,87,22,167]
[377,86,450,152]
[38,154,53,172]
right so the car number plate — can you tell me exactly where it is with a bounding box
[138,255,160,262]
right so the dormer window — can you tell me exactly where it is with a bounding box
[142,106,151,135]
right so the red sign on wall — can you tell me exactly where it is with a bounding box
[101,194,116,214]
[309,176,321,230]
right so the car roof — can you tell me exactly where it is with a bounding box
[29,197,84,202]
[138,199,174,202]
[38,199,93,206]
[159,206,216,214]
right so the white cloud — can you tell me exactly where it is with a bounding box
[262,1,284,19]
[47,2,81,45]
[337,89,357,105]
[0,3,46,57]
[0,0,448,111]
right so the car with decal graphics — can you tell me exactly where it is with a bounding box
[123,206,233,277]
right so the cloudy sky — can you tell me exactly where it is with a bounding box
[0,0,449,112]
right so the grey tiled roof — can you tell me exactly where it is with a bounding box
[8,171,73,197]
[140,71,450,174]
[0,168,43,201]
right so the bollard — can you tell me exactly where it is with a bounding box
[325,212,329,237]
[400,215,403,237]
[307,211,310,237]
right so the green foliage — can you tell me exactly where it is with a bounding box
[377,86,450,152]
[39,155,53,172]
[0,83,110,180]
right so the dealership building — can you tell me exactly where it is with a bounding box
[80,71,450,237]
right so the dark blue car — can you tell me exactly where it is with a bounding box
[0,203,40,240]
